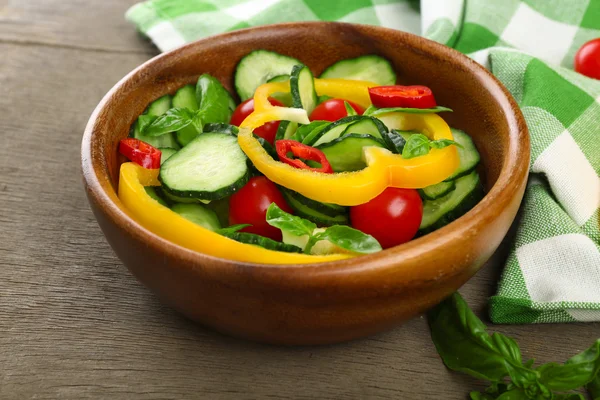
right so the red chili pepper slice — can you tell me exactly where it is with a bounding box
[368,85,437,109]
[275,140,333,174]
[119,138,162,169]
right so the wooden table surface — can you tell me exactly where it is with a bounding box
[1,1,598,399]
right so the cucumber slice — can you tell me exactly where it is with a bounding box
[203,123,239,136]
[419,171,483,235]
[419,180,456,200]
[172,85,201,147]
[158,147,177,165]
[280,187,347,217]
[268,74,290,83]
[156,186,199,204]
[294,121,329,143]
[341,117,387,140]
[267,74,292,105]
[381,130,406,154]
[317,134,386,172]
[171,203,221,232]
[144,186,169,207]
[281,189,349,227]
[205,197,230,228]
[275,121,298,141]
[130,95,180,149]
[305,115,363,146]
[159,132,249,200]
[320,55,396,85]
[444,128,481,181]
[290,65,318,115]
[222,232,302,253]
[234,50,302,101]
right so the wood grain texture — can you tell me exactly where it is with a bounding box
[0,2,598,399]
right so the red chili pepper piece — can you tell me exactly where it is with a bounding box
[368,85,437,109]
[275,140,333,174]
[119,138,162,169]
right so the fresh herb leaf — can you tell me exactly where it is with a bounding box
[430,138,461,149]
[317,95,332,104]
[538,339,600,392]
[366,105,453,117]
[314,225,381,254]
[402,134,431,159]
[494,388,529,399]
[266,203,316,237]
[196,74,233,124]
[191,109,205,131]
[554,394,586,400]
[295,121,330,143]
[362,104,378,116]
[217,224,251,235]
[381,129,407,154]
[144,107,194,136]
[587,374,600,400]
[344,101,357,116]
[138,114,158,133]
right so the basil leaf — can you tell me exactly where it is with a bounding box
[367,105,453,116]
[218,224,251,235]
[554,394,586,400]
[317,95,332,104]
[538,339,600,391]
[294,121,330,143]
[381,129,407,154]
[363,104,378,116]
[494,389,529,400]
[191,110,204,131]
[315,225,382,254]
[428,292,523,382]
[587,374,600,400]
[144,107,194,136]
[470,392,495,400]
[430,138,461,149]
[138,114,158,133]
[402,134,431,159]
[266,203,316,237]
[344,101,357,116]
[196,74,233,124]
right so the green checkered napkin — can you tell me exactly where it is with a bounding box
[126,0,600,324]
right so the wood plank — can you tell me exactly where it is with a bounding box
[0,0,155,53]
[0,42,598,400]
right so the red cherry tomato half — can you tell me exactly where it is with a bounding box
[309,99,365,122]
[368,85,437,109]
[229,176,293,241]
[230,97,284,144]
[350,188,423,249]
[575,38,600,80]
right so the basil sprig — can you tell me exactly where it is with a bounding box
[266,204,381,254]
[402,133,460,159]
[143,108,202,137]
[217,224,251,235]
[429,293,600,400]
[344,101,358,117]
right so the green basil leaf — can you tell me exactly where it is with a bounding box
[294,120,330,143]
[470,392,496,400]
[266,203,316,237]
[317,95,332,104]
[367,105,453,117]
[344,101,357,117]
[138,114,158,133]
[587,374,600,400]
[144,107,194,136]
[315,225,382,254]
[402,134,431,159]
[538,339,600,391]
[430,138,461,149]
[494,389,529,400]
[428,292,523,382]
[362,104,378,116]
[554,394,586,400]
[192,110,204,131]
[381,129,407,154]
[217,224,251,235]
[196,74,234,124]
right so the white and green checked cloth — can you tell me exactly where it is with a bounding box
[126,0,600,324]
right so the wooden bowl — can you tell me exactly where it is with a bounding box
[82,22,529,345]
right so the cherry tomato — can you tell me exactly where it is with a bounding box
[229,176,293,241]
[309,99,365,122]
[350,188,423,249]
[368,85,436,109]
[575,38,600,80]
[230,97,283,144]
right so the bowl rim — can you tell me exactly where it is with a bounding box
[82,21,529,284]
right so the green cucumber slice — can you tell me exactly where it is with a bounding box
[418,180,456,200]
[159,132,249,200]
[419,171,483,235]
[281,189,349,227]
[304,115,363,146]
[381,130,407,154]
[203,123,239,136]
[221,232,302,253]
[290,64,318,115]
[317,133,386,172]
[444,128,481,181]
[293,121,329,143]
[158,147,177,165]
[144,186,169,207]
[320,55,396,85]
[171,203,221,232]
[280,187,347,217]
[234,50,302,101]
[275,121,298,141]
[130,95,180,149]
[341,117,387,140]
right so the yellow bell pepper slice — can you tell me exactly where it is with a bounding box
[118,162,351,264]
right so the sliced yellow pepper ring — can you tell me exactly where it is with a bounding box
[118,162,351,264]
[239,110,459,206]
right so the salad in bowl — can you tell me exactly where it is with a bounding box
[117,50,483,265]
